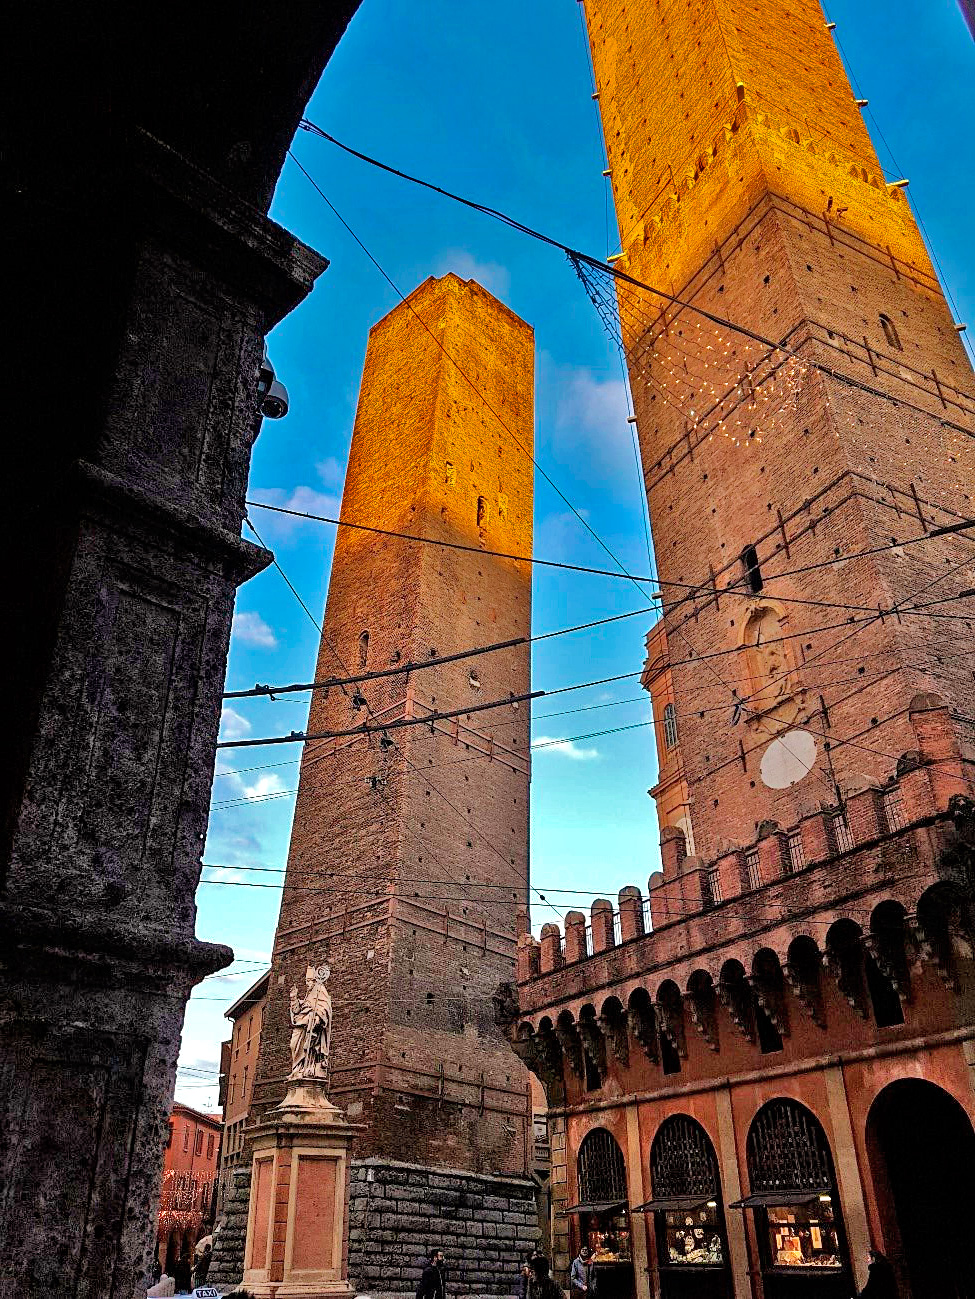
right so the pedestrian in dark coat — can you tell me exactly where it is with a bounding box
[173,1254,192,1293]
[417,1249,447,1299]
[857,1250,899,1299]
[527,1254,564,1299]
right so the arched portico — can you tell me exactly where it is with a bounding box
[866,1078,975,1298]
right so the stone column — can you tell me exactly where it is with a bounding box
[824,1065,871,1290]
[243,1083,357,1298]
[0,127,327,1297]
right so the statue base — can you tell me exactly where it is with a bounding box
[241,1078,357,1299]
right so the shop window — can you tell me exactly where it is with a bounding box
[739,1100,848,1281]
[879,313,903,350]
[574,1129,632,1267]
[741,544,764,593]
[865,952,904,1027]
[662,702,678,750]
[786,831,805,874]
[649,1116,728,1274]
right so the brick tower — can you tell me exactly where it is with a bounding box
[580,0,974,855]
[497,9,975,1299]
[250,274,540,1293]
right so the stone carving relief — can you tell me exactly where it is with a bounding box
[741,603,805,734]
[288,964,333,1082]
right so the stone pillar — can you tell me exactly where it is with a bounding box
[0,127,327,1297]
[243,1082,357,1299]
[823,1066,871,1290]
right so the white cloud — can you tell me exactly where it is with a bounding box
[232,610,278,649]
[532,735,600,761]
[242,773,287,801]
[555,367,630,437]
[316,456,345,489]
[248,485,341,543]
[433,249,512,300]
[218,706,252,741]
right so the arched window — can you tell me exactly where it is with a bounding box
[663,702,678,750]
[879,313,902,350]
[740,1100,848,1281]
[577,1129,628,1205]
[647,1116,728,1275]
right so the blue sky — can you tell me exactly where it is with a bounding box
[176,0,975,1107]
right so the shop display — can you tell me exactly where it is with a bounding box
[585,1210,632,1262]
[660,1204,725,1267]
[765,1201,842,1270]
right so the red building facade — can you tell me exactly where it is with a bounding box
[157,1102,222,1273]
[502,1,975,1296]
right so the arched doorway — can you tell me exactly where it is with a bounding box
[567,1128,634,1299]
[733,1099,850,1298]
[639,1114,731,1298]
[866,1079,975,1298]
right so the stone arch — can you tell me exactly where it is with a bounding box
[686,969,719,1051]
[738,599,802,725]
[751,947,788,1047]
[825,917,869,1017]
[866,1079,975,1297]
[626,987,659,1064]
[649,1114,731,1275]
[785,934,826,1027]
[916,880,974,990]
[655,979,686,1072]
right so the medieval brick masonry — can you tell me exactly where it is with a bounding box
[240,275,540,1293]
[501,2,975,1298]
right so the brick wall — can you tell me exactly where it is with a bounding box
[252,275,535,1176]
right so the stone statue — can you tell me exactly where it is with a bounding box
[288,964,332,1082]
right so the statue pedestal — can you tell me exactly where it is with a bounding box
[242,1080,357,1298]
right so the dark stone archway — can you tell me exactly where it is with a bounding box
[866,1079,975,1299]
[2,4,362,1294]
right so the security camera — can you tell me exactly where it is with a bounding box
[261,378,290,420]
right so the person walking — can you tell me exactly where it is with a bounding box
[527,1254,564,1299]
[417,1248,447,1299]
[193,1241,212,1287]
[570,1246,592,1299]
[856,1249,899,1299]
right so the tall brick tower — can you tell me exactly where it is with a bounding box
[497,9,975,1298]
[580,0,974,856]
[250,274,540,1293]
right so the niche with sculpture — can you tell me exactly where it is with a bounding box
[739,602,805,734]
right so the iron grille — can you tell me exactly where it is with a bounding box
[831,811,854,854]
[786,832,805,874]
[708,869,722,904]
[651,1116,720,1199]
[746,1100,835,1194]
[746,851,762,891]
[882,787,905,833]
[578,1128,628,1203]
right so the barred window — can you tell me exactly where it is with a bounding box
[746,1100,836,1194]
[746,850,762,891]
[577,1128,628,1204]
[831,810,854,854]
[651,1115,721,1199]
[786,832,805,874]
[882,786,905,833]
[703,868,722,908]
[663,702,679,751]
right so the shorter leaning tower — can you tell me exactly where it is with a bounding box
[249,275,540,1294]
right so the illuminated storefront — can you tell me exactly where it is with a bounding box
[635,1116,731,1298]
[565,1129,634,1299]
[731,1101,850,1298]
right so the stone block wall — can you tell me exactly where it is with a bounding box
[206,1164,251,1292]
[348,1158,540,1296]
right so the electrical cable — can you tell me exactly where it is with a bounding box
[293,122,975,436]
